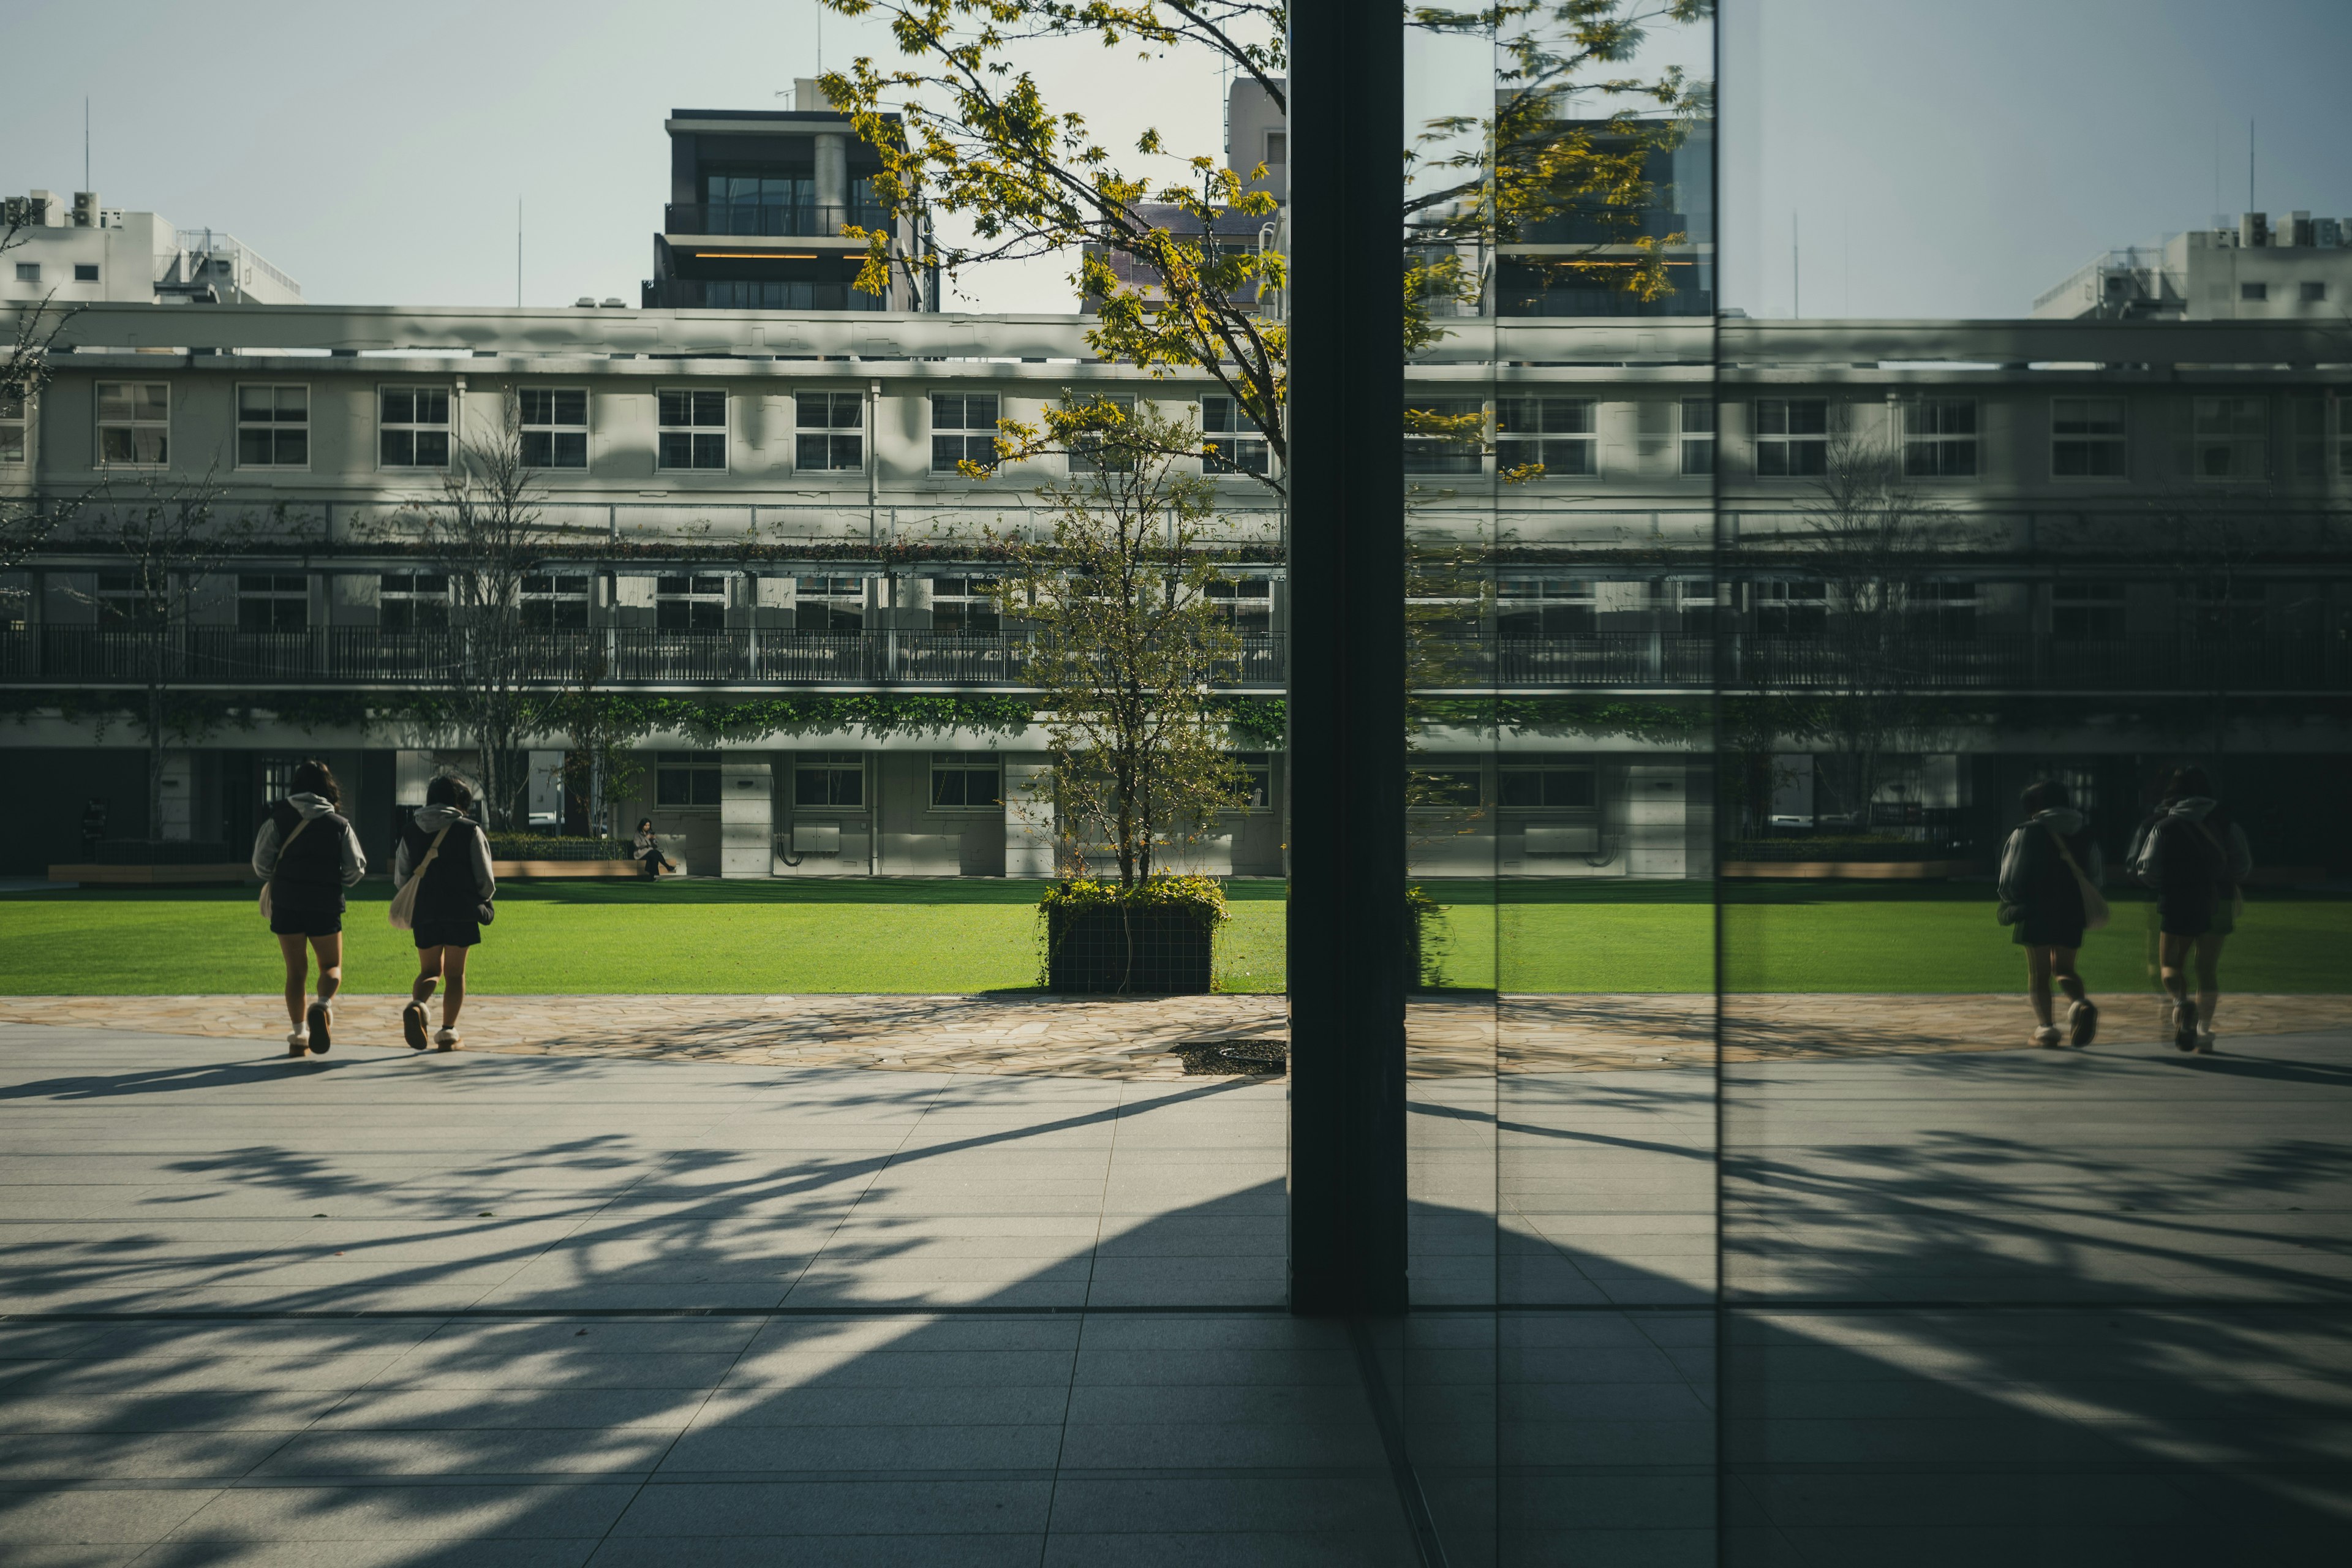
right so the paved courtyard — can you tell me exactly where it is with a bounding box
[2,1001,2348,1562]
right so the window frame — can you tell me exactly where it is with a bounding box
[2050,397,2125,480]
[379,571,450,633]
[926,575,1000,634]
[1066,393,1139,473]
[1404,396,1487,477]
[377,385,452,471]
[794,575,867,632]
[2050,579,2127,642]
[1496,576,1596,636]
[0,390,28,466]
[2190,396,2268,482]
[95,381,170,469]
[928,753,1003,812]
[1754,398,1829,478]
[518,387,590,471]
[521,572,592,631]
[655,573,728,632]
[655,752,723,809]
[1899,397,1979,479]
[794,752,867,809]
[235,383,311,470]
[1496,762,1598,812]
[1202,393,1271,475]
[1679,398,1715,477]
[794,389,864,473]
[235,573,310,634]
[657,389,728,472]
[929,392,1001,475]
[1495,396,1598,478]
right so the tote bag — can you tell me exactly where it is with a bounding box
[387,827,451,932]
[256,815,313,921]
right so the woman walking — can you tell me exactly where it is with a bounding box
[633,818,676,879]
[1997,780,2104,1049]
[2130,766,2253,1053]
[251,759,366,1056]
[392,775,497,1051]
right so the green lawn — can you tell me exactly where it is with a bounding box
[1,880,2344,996]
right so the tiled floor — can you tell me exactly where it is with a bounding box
[0,1022,1412,1565]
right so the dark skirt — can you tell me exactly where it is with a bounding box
[412,918,483,950]
[2158,888,2234,939]
[2011,914,2086,949]
[269,907,344,938]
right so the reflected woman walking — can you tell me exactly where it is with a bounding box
[251,760,367,1056]
[2129,766,2253,1053]
[1997,780,2106,1049]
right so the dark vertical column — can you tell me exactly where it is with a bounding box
[1286,0,1406,1317]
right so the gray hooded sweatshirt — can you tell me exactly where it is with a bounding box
[251,792,367,884]
[392,802,498,901]
[1997,806,2104,910]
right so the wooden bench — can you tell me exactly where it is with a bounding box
[491,859,688,880]
[48,863,252,886]
[1721,859,1977,880]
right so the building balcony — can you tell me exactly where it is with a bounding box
[5,628,2342,698]
[662,202,892,239]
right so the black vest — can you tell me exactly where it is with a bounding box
[267,801,349,916]
[401,816,484,924]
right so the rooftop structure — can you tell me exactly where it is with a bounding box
[1,191,301,306]
[2034,211,2352,322]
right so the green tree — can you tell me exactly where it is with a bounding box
[1005,396,1245,884]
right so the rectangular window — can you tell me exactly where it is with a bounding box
[2240,281,2268,302]
[1901,398,1978,477]
[1067,394,1139,472]
[929,392,1000,473]
[2180,580,2263,641]
[1754,580,1827,636]
[795,576,865,631]
[1404,398,1486,475]
[658,390,727,470]
[236,385,309,468]
[1410,766,1482,807]
[795,390,863,472]
[930,753,1002,809]
[795,752,865,807]
[1496,396,1596,477]
[2302,281,2329,303]
[656,574,726,631]
[1909,581,1977,638]
[1679,398,1715,475]
[379,386,450,469]
[519,388,589,469]
[12,262,37,282]
[379,572,449,631]
[1496,577,1596,636]
[96,382,169,467]
[1498,764,1597,809]
[2192,397,2267,480]
[96,572,161,627]
[2290,397,2326,481]
[1232,752,1273,810]
[927,576,998,633]
[0,393,24,464]
[2051,398,2125,477]
[2051,581,2125,641]
[1202,393,1270,475]
[73,263,98,282]
[1755,398,1828,477]
[522,573,590,630]
[235,574,308,633]
[1204,576,1272,631]
[655,752,722,807]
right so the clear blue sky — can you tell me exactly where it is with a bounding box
[6,0,2346,318]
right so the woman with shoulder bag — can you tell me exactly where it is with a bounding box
[2130,766,2253,1054]
[251,759,367,1057]
[391,774,497,1052]
[1996,779,2106,1049]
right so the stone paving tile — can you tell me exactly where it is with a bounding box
[7,990,2346,1080]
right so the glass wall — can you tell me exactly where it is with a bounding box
[1383,2,2352,1561]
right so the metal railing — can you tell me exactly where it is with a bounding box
[663,202,892,238]
[6,628,2342,694]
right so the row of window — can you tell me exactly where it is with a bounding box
[7,385,1265,478]
[652,751,1275,812]
[10,262,102,284]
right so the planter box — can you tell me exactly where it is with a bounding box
[48,862,249,886]
[492,859,685,880]
[1047,907,1214,994]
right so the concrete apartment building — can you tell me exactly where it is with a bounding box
[3,190,302,307]
[2034,209,2352,322]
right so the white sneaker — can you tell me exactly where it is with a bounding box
[2195,1027,2217,1054]
[434,1028,461,1052]
[2032,1026,2062,1049]
[285,1029,309,1057]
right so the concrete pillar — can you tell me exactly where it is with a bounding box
[158,752,192,842]
[1625,764,1687,877]
[1003,758,1056,877]
[720,758,774,878]
[814,135,848,232]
